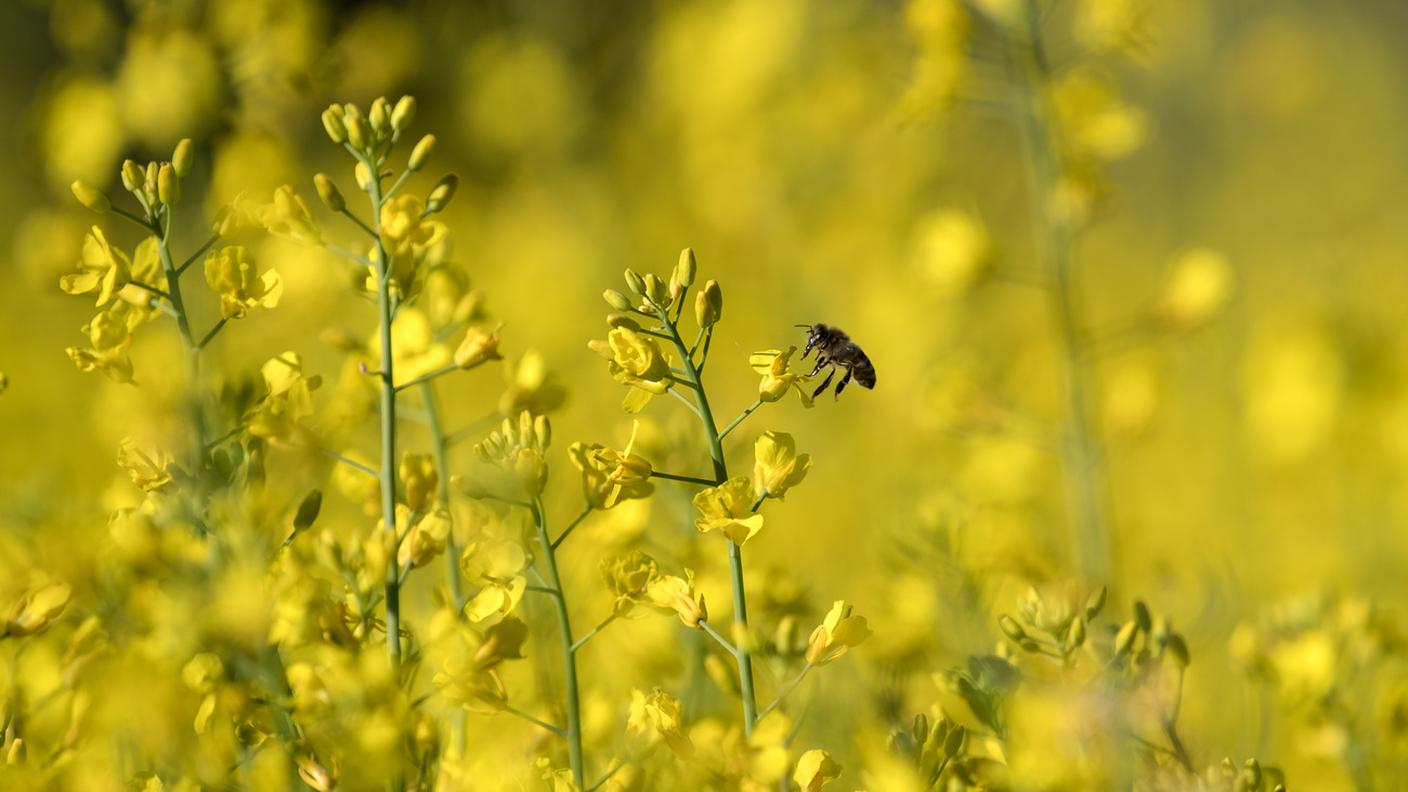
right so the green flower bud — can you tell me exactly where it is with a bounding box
[912,713,929,745]
[1133,600,1152,632]
[1065,615,1086,653]
[426,174,458,214]
[1114,620,1139,658]
[604,289,632,311]
[157,163,179,205]
[1165,633,1190,667]
[346,115,370,150]
[998,615,1026,642]
[70,180,110,213]
[676,247,697,286]
[121,160,144,192]
[409,134,436,171]
[369,96,391,137]
[172,138,194,177]
[624,269,646,295]
[322,106,348,144]
[392,95,416,132]
[942,724,965,758]
[643,273,668,305]
[1085,585,1107,620]
[606,312,641,330]
[695,280,722,327]
[314,173,345,212]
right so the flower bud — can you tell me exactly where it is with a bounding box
[942,725,965,758]
[1242,759,1261,789]
[455,326,502,369]
[144,161,159,198]
[426,174,458,214]
[409,134,436,171]
[322,106,347,144]
[392,95,416,132]
[604,289,632,311]
[606,312,641,330]
[1164,633,1190,667]
[314,173,345,212]
[346,115,370,150]
[643,273,668,305]
[1065,616,1087,653]
[1133,600,1152,632]
[157,164,179,205]
[624,269,646,295]
[121,160,144,192]
[71,181,110,213]
[676,247,697,286]
[5,581,71,638]
[1085,585,1107,620]
[369,96,391,137]
[172,138,194,177]
[695,280,722,328]
[998,615,1026,642]
[354,161,374,192]
[1114,620,1139,658]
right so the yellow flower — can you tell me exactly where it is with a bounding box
[463,575,527,622]
[454,325,502,369]
[1154,248,1233,330]
[400,452,438,512]
[806,600,872,666]
[117,438,175,492]
[212,192,264,237]
[262,185,321,245]
[499,350,569,416]
[645,570,707,628]
[793,749,842,792]
[66,303,141,383]
[568,421,655,509]
[749,347,815,407]
[397,508,450,570]
[379,194,447,256]
[249,352,320,442]
[753,431,811,500]
[203,245,282,319]
[5,581,72,638]
[116,238,166,313]
[601,550,659,616]
[627,688,694,759]
[59,226,131,306]
[589,327,673,413]
[465,412,552,501]
[692,477,765,545]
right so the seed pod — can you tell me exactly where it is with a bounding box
[391,95,416,132]
[409,134,436,171]
[70,181,110,213]
[314,174,344,212]
[172,138,194,177]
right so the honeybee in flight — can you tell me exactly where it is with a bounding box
[797,323,876,399]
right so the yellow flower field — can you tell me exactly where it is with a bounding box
[1,1,1405,790]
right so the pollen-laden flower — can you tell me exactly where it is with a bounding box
[379,194,448,256]
[750,347,815,407]
[806,600,872,666]
[692,477,765,545]
[568,421,655,510]
[117,437,177,492]
[645,569,707,629]
[453,325,502,369]
[626,688,694,759]
[753,431,812,500]
[66,303,142,383]
[601,550,660,616]
[589,327,673,413]
[465,412,552,501]
[262,185,322,245]
[59,226,130,306]
[116,238,166,315]
[398,508,451,570]
[793,749,842,792]
[400,452,438,512]
[4,580,72,638]
[248,352,321,442]
[499,350,568,416]
[203,245,282,319]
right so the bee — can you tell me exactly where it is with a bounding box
[796,323,876,399]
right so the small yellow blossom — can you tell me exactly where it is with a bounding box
[249,352,320,441]
[645,570,707,628]
[465,412,552,501]
[262,185,322,245]
[692,477,765,545]
[117,438,175,492]
[793,748,842,791]
[601,550,659,616]
[399,508,452,570]
[5,581,72,638]
[400,452,438,512]
[500,350,569,416]
[627,688,694,759]
[66,304,140,382]
[806,600,872,666]
[454,325,502,369]
[59,226,131,306]
[1154,248,1233,330]
[753,431,811,500]
[568,421,655,509]
[749,347,815,407]
[379,194,446,256]
[589,327,673,413]
[204,245,282,319]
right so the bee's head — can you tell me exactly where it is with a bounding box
[796,323,826,356]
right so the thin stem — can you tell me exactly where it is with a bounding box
[395,363,459,393]
[698,620,739,658]
[197,317,228,351]
[421,383,466,614]
[503,704,566,737]
[444,411,504,448]
[655,307,759,735]
[587,759,625,792]
[321,449,379,478]
[177,234,218,275]
[526,584,562,596]
[327,243,372,266]
[667,387,705,420]
[571,613,618,654]
[650,471,716,486]
[718,398,765,441]
[340,207,379,239]
[532,498,585,788]
[129,281,170,300]
[757,663,812,720]
[112,205,158,232]
[384,167,414,201]
[696,327,715,374]
[152,210,209,527]
[552,506,593,550]
[205,423,246,450]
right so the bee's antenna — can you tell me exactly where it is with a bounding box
[794,324,812,329]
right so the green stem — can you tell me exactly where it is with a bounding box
[757,663,812,720]
[552,506,593,549]
[570,613,618,654]
[649,471,716,486]
[177,234,218,275]
[532,498,585,788]
[655,306,759,735]
[718,398,764,441]
[420,383,466,613]
[1011,0,1110,583]
[197,317,228,351]
[698,619,738,657]
[396,363,458,393]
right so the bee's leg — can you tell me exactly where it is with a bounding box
[808,354,828,377]
[834,367,853,399]
[811,365,836,399]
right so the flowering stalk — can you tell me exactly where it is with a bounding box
[1008,0,1110,583]
[530,497,585,787]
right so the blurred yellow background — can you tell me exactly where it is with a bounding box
[3,0,1408,789]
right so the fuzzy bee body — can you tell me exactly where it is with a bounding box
[797,323,876,399]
